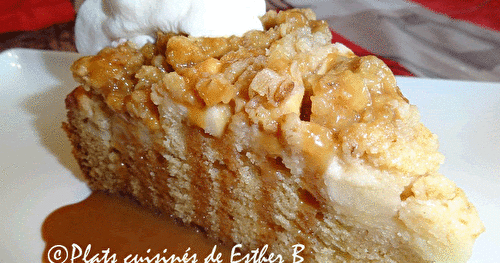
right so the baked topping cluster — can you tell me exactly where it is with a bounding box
[71,8,443,177]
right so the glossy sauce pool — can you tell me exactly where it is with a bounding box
[42,191,233,263]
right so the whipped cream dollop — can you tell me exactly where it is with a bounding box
[75,0,267,55]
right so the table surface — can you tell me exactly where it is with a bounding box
[0,21,77,53]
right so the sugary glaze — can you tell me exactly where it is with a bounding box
[65,8,484,262]
[42,191,234,263]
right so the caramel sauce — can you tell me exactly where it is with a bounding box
[42,191,232,263]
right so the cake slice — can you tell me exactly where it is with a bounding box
[64,9,484,262]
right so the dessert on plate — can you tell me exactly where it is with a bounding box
[64,8,484,263]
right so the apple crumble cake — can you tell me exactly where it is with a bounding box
[64,8,484,262]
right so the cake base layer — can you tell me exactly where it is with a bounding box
[65,86,429,262]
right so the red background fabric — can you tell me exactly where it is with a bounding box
[0,0,75,33]
[410,0,500,31]
[331,0,500,76]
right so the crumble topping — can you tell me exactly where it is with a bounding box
[71,8,443,176]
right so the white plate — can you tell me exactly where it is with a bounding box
[0,48,498,262]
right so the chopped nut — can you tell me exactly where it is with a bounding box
[196,75,237,106]
[69,8,443,176]
[159,72,202,107]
